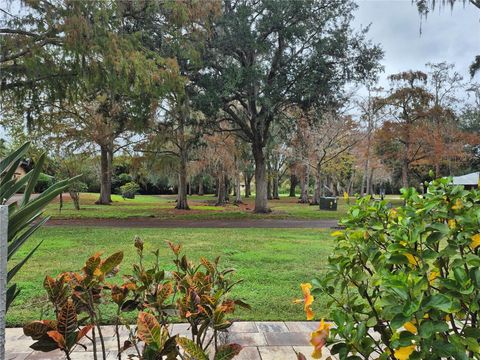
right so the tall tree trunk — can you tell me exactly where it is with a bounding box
[360,172,367,197]
[176,113,189,209]
[272,170,279,200]
[312,165,321,205]
[402,152,409,189]
[216,172,227,206]
[368,169,375,195]
[433,112,442,178]
[252,144,269,213]
[347,169,355,195]
[244,172,252,198]
[364,129,372,195]
[435,161,441,179]
[234,172,242,204]
[176,154,189,210]
[365,166,372,196]
[298,163,309,203]
[402,129,411,189]
[267,174,272,200]
[361,118,373,196]
[225,175,230,201]
[289,171,298,197]
[266,158,273,200]
[198,178,204,196]
[361,150,371,196]
[97,144,112,205]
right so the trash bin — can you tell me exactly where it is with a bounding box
[320,197,337,211]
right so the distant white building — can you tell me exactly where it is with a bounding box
[451,172,479,189]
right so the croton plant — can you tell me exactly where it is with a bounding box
[297,179,480,360]
[22,239,248,360]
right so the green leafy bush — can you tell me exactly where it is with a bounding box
[120,181,140,199]
[34,173,54,193]
[306,179,480,360]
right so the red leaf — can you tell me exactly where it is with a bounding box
[47,331,66,350]
[76,325,93,342]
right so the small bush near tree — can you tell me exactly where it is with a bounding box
[120,181,140,199]
[112,173,133,193]
[298,179,480,360]
[34,173,54,193]
[23,238,248,360]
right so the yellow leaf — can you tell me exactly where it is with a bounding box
[389,208,398,219]
[447,219,456,229]
[331,231,343,237]
[394,345,416,360]
[470,234,480,250]
[451,199,463,210]
[403,322,417,334]
[404,253,419,266]
[428,271,439,285]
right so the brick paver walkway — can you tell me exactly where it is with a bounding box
[5,321,336,360]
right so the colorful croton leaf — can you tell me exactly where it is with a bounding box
[213,344,243,360]
[23,298,92,356]
[177,337,209,360]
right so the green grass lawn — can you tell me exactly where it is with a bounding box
[44,192,403,220]
[7,227,335,326]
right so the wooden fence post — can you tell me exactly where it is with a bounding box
[0,205,8,359]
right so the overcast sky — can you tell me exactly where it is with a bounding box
[353,0,480,89]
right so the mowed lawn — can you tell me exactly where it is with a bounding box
[7,227,335,326]
[44,192,403,220]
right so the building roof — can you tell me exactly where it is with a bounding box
[452,172,479,186]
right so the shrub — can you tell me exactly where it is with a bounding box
[34,173,54,193]
[112,172,133,193]
[120,181,140,199]
[23,239,249,360]
[299,179,480,360]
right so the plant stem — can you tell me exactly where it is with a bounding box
[91,326,98,360]
[96,322,107,360]
[115,307,122,360]
[88,290,106,360]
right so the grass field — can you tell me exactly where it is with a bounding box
[7,227,335,326]
[44,192,403,220]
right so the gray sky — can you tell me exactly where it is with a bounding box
[353,0,480,89]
